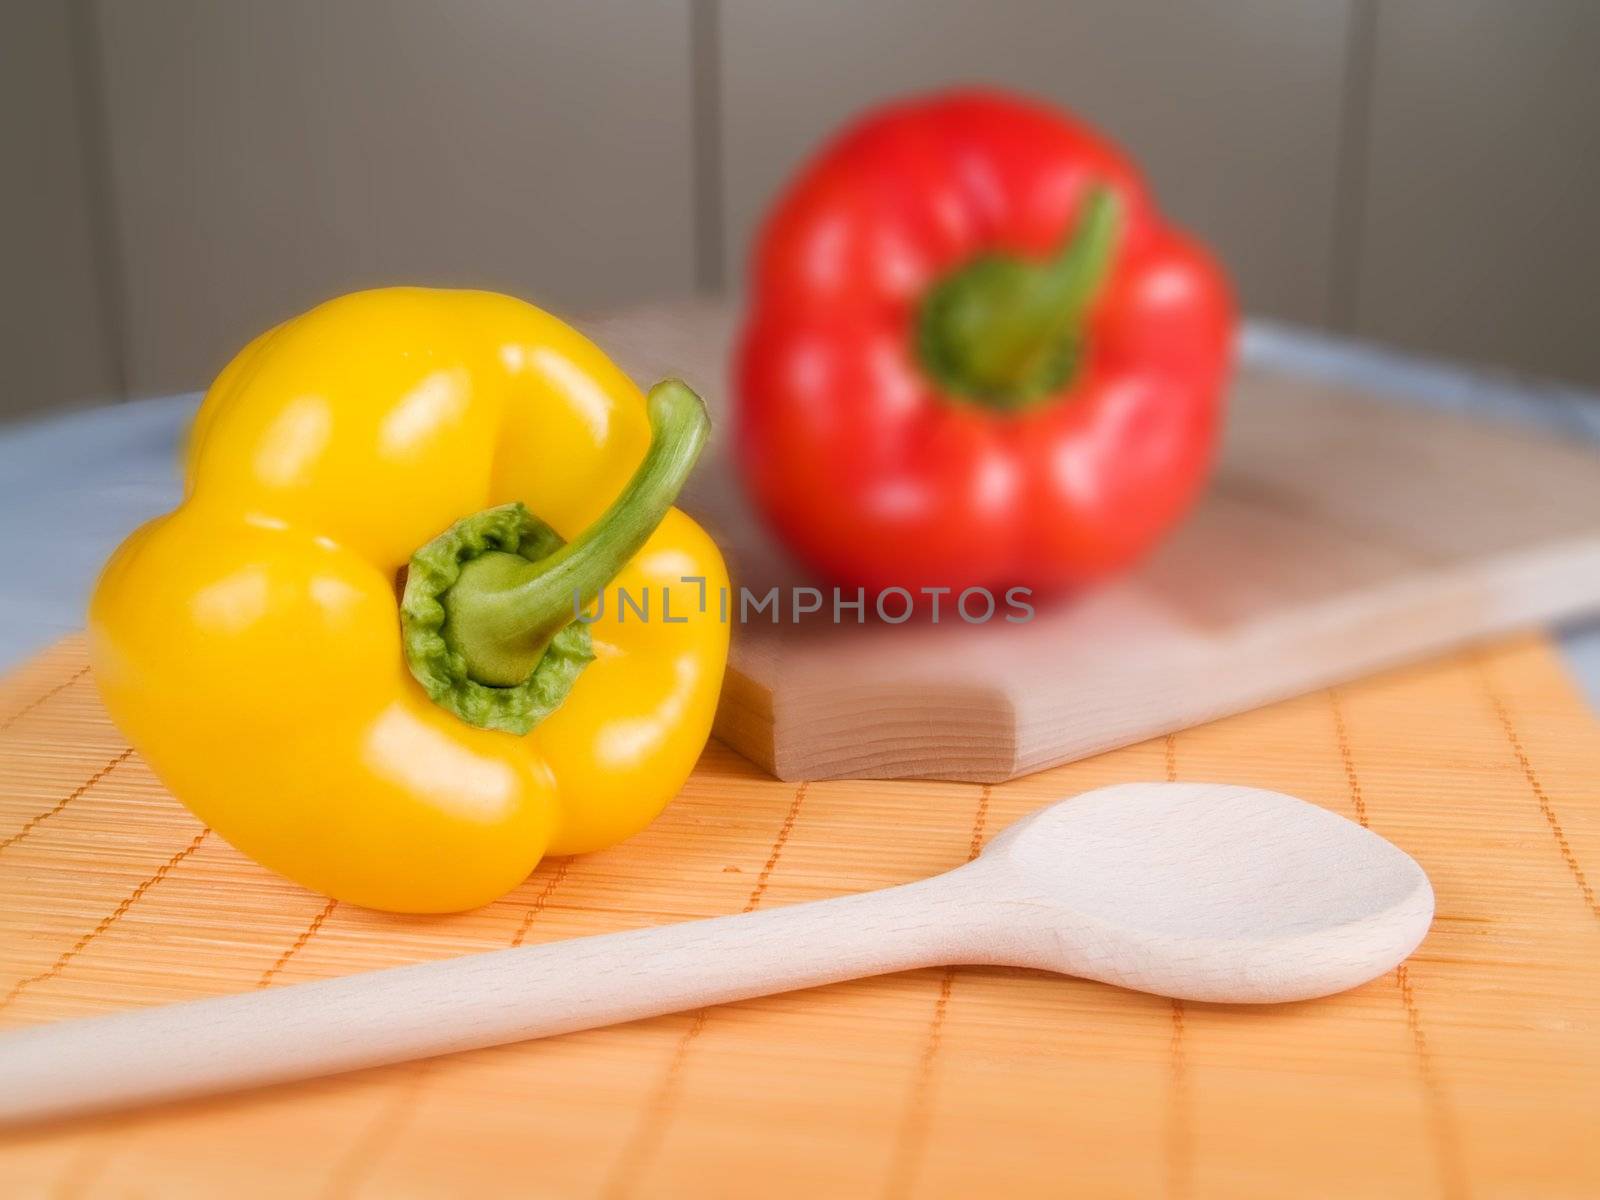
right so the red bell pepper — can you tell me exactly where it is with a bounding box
[736,89,1235,598]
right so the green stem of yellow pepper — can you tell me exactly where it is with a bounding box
[399,380,710,734]
[450,380,710,681]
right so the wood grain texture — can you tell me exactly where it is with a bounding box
[1,636,1598,1195]
[578,303,1600,783]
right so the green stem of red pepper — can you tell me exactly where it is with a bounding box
[917,186,1121,411]
[399,380,709,734]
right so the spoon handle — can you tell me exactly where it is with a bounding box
[0,873,986,1125]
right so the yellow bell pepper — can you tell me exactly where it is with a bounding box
[88,288,729,913]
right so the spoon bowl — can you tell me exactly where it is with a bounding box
[972,782,1435,1002]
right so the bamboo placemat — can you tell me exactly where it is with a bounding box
[1,635,1597,1198]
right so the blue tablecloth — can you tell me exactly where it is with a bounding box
[4,320,1598,710]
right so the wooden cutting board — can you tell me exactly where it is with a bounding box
[580,304,1600,783]
[4,634,1599,1197]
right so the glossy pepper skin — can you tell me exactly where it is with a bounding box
[89,289,729,913]
[737,89,1235,596]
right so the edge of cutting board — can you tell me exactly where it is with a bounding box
[715,541,1600,782]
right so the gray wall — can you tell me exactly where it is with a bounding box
[4,0,1598,420]
[0,4,121,415]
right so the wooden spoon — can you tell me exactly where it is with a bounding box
[0,782,1433,1125]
